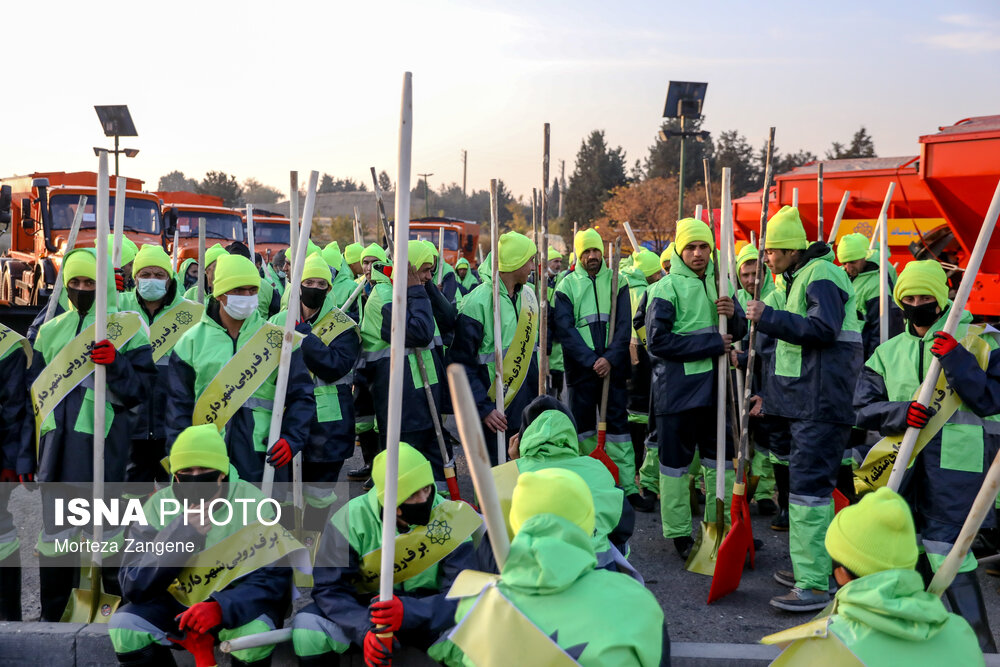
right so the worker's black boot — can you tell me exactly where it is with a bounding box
[944,570,998,653]
[38,555,77,622]
[115,644,177,666]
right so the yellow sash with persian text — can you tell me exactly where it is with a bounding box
[30,311,143,441]
[855,326,990,493]
[488,288,539,409]
[354,500,481,593]
[168,523,308,607]
[312,307,358,346]
[148,300,204,362]
[0,323,31,365]
[192,323,303,430]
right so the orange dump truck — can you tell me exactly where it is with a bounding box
[732,116,1000,315]
[407,216,479,267]
[158,191,245,262]
[0,171,164,315]
[243,209,290,262]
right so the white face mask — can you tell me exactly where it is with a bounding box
[137,278,169,301]
[221,294,258,320]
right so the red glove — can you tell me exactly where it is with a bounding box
[175,600,223,635]
[266,438,293,468]
[363,630,396,667]
[369,595,404,633]
[906,401,936,429]
[18,473,33,484]
[168,630,217,667]
[931,331,959,358]
[90,340,116,365]
[114,269,125,292]
[167,632,218,667]
[0,469,16,483]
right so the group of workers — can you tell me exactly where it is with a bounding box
[0,201,995,665]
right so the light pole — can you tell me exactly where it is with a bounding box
[418,172,434,217]
[93,105,139,177]
[661,82,708,220]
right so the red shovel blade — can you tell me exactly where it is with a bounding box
[707,487,752,604]
[833,488,850,514]
[590,428,620,483]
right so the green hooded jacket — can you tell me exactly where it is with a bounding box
[775,569,983,666]
[515,411,624,562]
[431,514,664,666]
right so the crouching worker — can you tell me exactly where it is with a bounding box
[762,487,983,666]
[496,395,634,574]
[292,443,480,666]
[109,425,298,667]
[430,468,667,666]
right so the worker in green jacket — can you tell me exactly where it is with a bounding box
[763,487,983,666]
[745,206,863,611]
[109,424,296,667]
[120,244,204,483]
[343,243,364,279]
[430,468,667,666]
[498,396,634,573]
[270,252,360,523]
[553,229,638,500]
[644,219,746,558]
[449,231,539,464]
[28,247,156,620]
[183,243,229,302]
[321,241,359,316]
[625,250,662,510]
[179,257,199,292]
[854,259,1000,652]
[360,243,449,480]
[454,257,479,296]
[292,443,479,666]
[166,253,315,483]
[660,243,673,273]
[836,232,903,361]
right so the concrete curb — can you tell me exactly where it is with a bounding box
[3,622,1000,665]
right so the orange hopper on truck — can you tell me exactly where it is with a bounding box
[731,116,1000,316]
[0,171,164,316]
[158,191,245,262]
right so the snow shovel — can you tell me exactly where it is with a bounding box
[592,239,621,483]
[707,134,775,599]
[686,163,732,577]
[62,151,120,624]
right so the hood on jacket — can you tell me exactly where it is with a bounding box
[668,244,716,281]
[518,410,580,461]
[500,513,596,596]
[788,241,835,278]
[517,395,577,441]
[834,569,951,642]
[622,266,649,290]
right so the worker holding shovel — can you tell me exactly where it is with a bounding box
[853,260,1000,652]
[745,206,863,612]
[553,229,638,502]
[644,218,746,560]
[27,247,155,621]
[448,231,540,465]
[291,443,479,666]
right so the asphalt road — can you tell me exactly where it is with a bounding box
[8,432,1000,648]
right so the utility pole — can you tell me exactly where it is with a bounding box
[461,150,467,196]
[418,172,434,217]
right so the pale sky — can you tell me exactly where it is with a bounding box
[3,0,998,204]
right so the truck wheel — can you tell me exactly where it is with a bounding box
[0,265,11,304]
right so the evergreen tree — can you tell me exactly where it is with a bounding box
[564,130,628,225]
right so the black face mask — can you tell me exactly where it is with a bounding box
[183,272,198,290]
[300,286,328,310]
[67,287,95,314]
[172,470,227,506]
[398,493,435,527]
[902,301,940,328]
